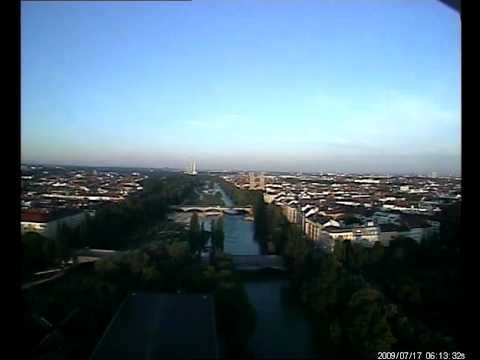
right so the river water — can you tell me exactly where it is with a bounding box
[214,184,318,358]
[171,183,319,358]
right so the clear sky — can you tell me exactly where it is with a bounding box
[21,0,461,175]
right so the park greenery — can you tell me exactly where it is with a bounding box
[22,174,255,359]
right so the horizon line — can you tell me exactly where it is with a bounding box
[20,161,461,177]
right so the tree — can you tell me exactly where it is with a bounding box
[22,232,52,277]
[301,255,339,315]
[284,225,311,284]
[189,212,201,255]
[200,222,209,250]
[95,258,121,282]
[369,242,385,265]
[167,241,190,263]
[350,243,369,270]
[333,240,347,263]
[212,217,225,252]
[396,278,422,305]
[343,240,354,269]
[343,288,396,352]
[253,196,267,240]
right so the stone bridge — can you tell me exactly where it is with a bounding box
[230,255,286,271]
[171,205,253,215]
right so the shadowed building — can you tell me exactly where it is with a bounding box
[90,293,219,360]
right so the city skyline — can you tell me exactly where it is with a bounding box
[21,1,461,175]
[20,160,459,178]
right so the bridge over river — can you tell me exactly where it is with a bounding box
[230,254,286,271]
[171,205,253,215]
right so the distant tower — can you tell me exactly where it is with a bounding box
[192,160,197,175]
[186,160,197,175]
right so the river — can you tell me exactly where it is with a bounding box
[214,183,318,358]
[170,183,319,358]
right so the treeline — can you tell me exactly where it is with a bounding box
[216,178,261,206]
[187,212,224,254]
[253,198,291,254]
[22,174,198,281]
[24,238,255,359]
[215,178,288,254]
[280,203,463,356]
[57,174,198,251]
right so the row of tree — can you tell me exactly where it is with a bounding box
[216,178,262,206]
[188,212,225,255]
[57,174,198,251]
[22,174,199,281]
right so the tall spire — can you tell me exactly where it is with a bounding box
[185,159,197,175]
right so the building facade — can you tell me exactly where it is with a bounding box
[21,210,89,239]
[249,172,265,190]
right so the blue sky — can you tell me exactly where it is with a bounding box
[21,0,461,174]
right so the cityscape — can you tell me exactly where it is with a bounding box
[21,1,462,360]
[22,164,461,251]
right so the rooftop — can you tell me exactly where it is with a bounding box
[21,208,82,223]
[90,292,219,360]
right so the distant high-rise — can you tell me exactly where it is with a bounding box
[185,160,198,175]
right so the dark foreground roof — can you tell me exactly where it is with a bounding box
[90,293,219,360]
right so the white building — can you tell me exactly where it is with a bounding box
[21,210,89,239]
[321,224,381,249]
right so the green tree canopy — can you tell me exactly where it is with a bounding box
[188,212,201,255]
[212,217,225,252]
[343,288,396,352]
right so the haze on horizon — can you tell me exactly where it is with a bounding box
[21,1,461,176]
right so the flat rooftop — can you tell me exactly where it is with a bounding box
[90,292,219,360]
